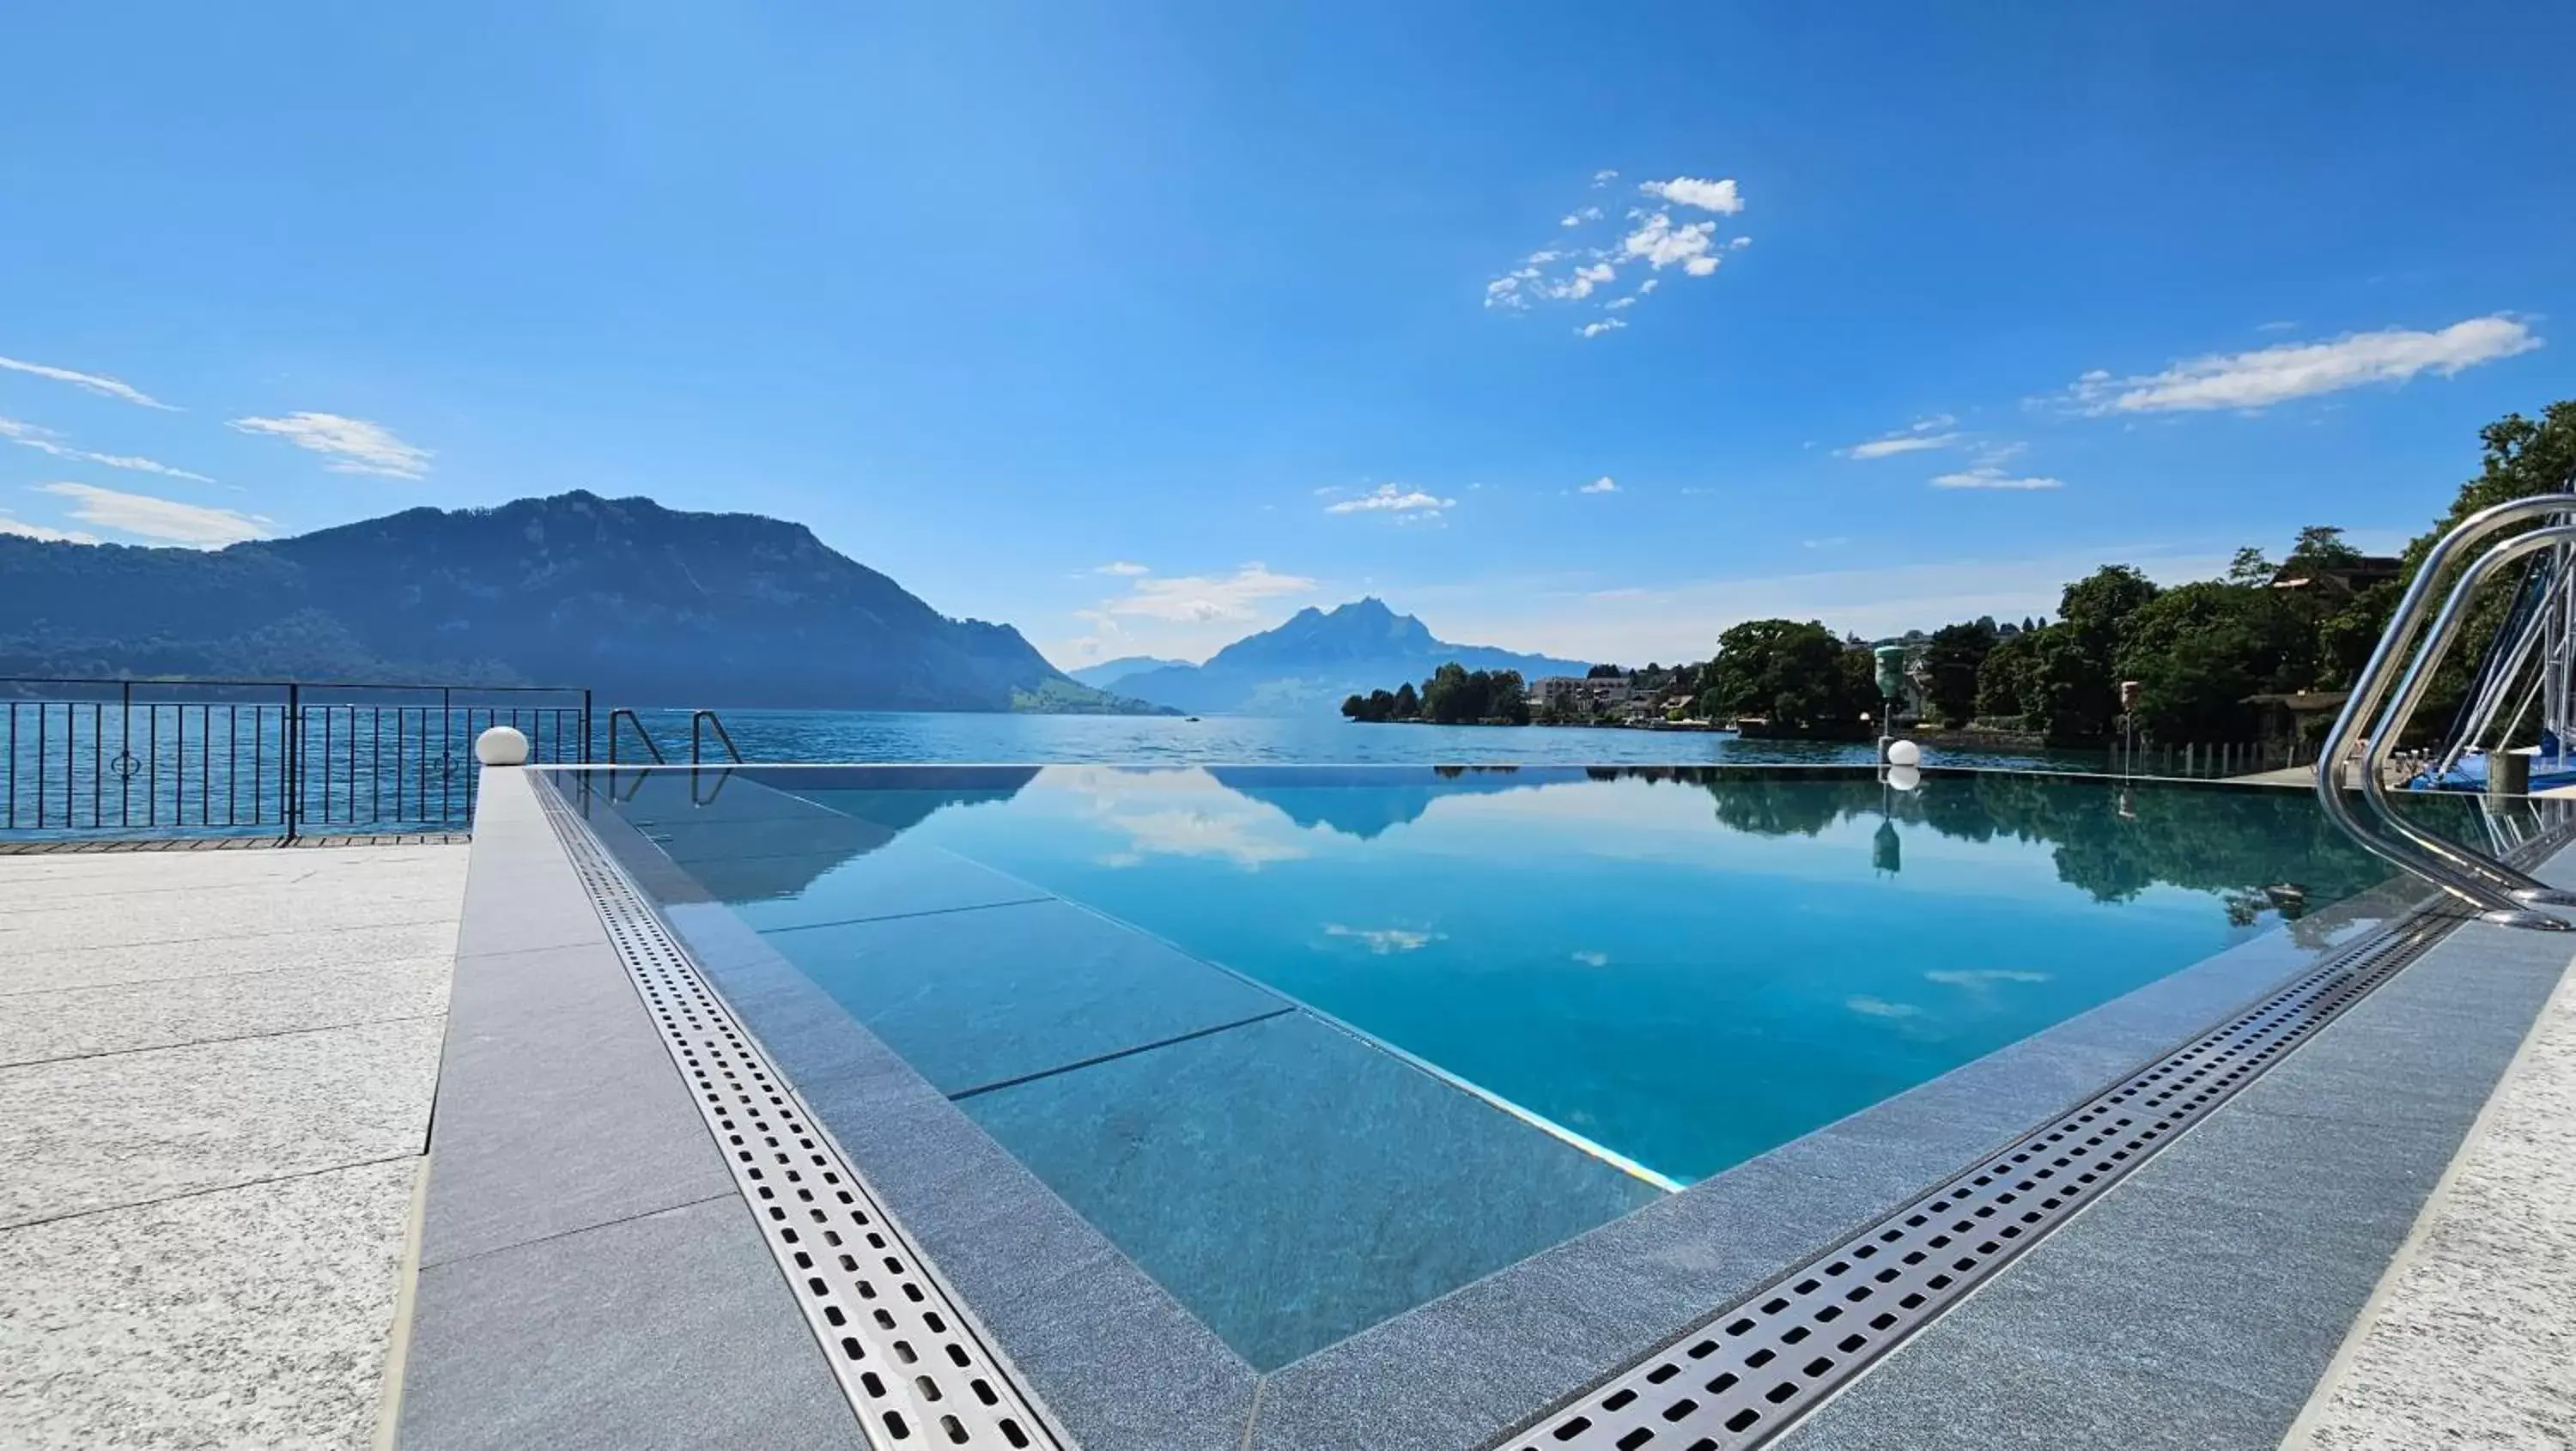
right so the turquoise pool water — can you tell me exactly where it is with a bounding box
[564,764,2509,1370]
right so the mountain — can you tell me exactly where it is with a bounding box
[0,490,1171,713]
[1066,655,1190,690]
[1112,598,1593,715]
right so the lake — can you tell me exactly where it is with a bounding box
[626,708,2107,770]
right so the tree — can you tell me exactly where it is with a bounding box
[1701,619,1871,731]
[1922,620,1999,727]
[2287,525,2363,570]
[2227,547,2275,586]
[1976,628,2046,725]
[1391,681,1419,719]
[1585,662,1625,678]
[2114,581,2311,739]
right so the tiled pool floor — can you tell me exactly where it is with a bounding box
[598,774,1662,1369]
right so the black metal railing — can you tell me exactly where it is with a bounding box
[0,677,592,840]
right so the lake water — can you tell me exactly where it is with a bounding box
[629,708,2109,771]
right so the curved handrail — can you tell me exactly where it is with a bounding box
[2362,524,2576,906]
[689,709,743,766]
[2315,493,2576,929]
[605,707,666,766]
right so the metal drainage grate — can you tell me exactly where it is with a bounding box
[1499,906,2464,1451]
[538,788,1063,1451]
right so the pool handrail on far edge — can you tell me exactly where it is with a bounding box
[2317,492,2576,931]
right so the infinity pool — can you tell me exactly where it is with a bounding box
[558,764,2501,1371]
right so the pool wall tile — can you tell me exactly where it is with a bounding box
[752,900,1290,1096]
[683,915,1264,1451]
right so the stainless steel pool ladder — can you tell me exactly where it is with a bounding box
[2318,493,2576,931]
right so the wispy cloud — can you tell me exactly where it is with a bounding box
[0,511,100,544]
[1931,467,2063,491]
[2062,315,2541,415]
[1846,996,1923,1019]
[1838,415,1959,459]
[1579,476,1619,494]
[1326,483,1455,516]
[228,411,432,479]
[1638,176,1745,215]
[1803,536,1850,549]
[1100,563,1316,623]
[1095,561,1150,577]
[0,417,213,483]
[32,483,270,546]
[0,354,173,410]
[1484,171,1747,331]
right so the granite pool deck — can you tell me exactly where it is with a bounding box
[5,765,2576,1450]
[0,838,465,1449]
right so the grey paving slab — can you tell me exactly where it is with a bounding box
[756,898,1289,1096]
[0,1016,443,1228]
[421,932,732,1268]
[397,1194,869,1451]
[447,847,609,961]
[0,917,463,997]
[0,1157,416,1451]
[0,955,453,1067]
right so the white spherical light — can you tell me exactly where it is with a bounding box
[1885,738,1921,768]
[1886,764,1923,792]
[474,726,531,767]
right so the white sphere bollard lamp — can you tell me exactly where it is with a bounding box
[1885,738,1921,768]
[474,725,531,767]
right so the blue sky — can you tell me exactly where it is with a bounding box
[3,0,2569,667]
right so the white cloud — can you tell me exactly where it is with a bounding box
[1603,295,1637,313]
[1591,169,1619,186]
[1577,319,1627,339]
[0,511,100,544]
[1839,416,1961,459]
[1103,562,1316,622]
[0,354,173,410]
[1557,208,1601,228]
[1545,262,1616,301]
[32,483,270,546]
[228,411,432,478]
[1637,278,1660,295]
[1621,212,1722,272]
[1325,924,1443,954]
[1095,561,1151,576]
[1846,996,1922,1019]
[1580,476,1619,494]
[0,417,213,483]
[1571,950,1611,968]
[1639,176,1745,215]
[2256,319,2298,333]
[2066,315,2542,415]
[1326,483,1455,516]
[1728,236,1752,250]
[1931,467,2063,491]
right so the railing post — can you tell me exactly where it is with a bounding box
[283,682,302,841]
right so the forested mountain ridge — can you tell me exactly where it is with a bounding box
[0,490,1168,713]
